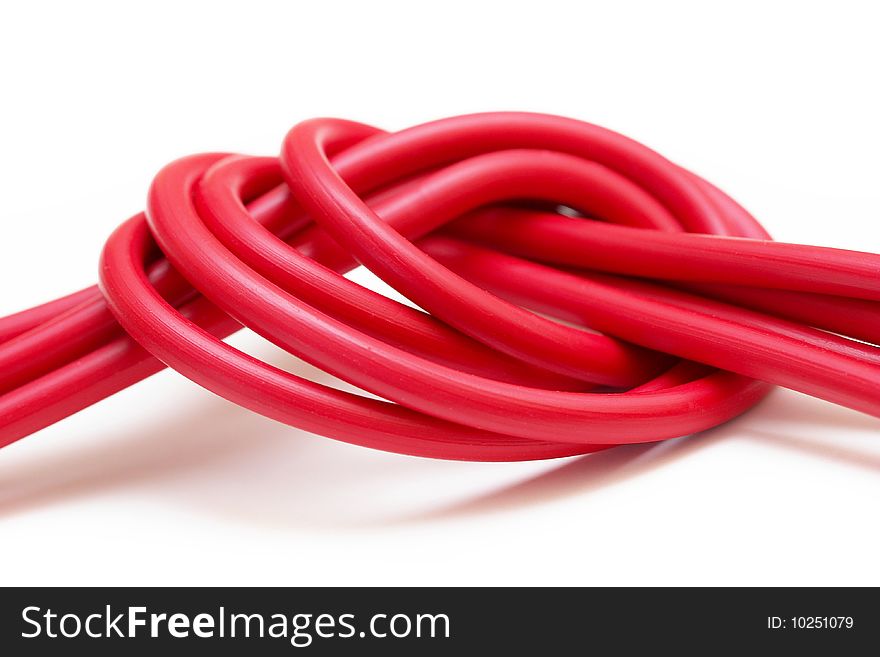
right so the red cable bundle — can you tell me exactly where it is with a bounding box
[1,112,878,461]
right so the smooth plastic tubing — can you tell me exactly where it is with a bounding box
[1,112,878,461]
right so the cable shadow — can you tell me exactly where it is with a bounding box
[403,428,717,524]
[0,379,876,530]
[753,389,880,434]
[742,428,880,474]
[0,394,294,520]
[403,389,880,524]
[0,395,702,530]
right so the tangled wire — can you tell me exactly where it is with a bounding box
[2,112,878,460]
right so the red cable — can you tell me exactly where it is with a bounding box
[1,112,878,461]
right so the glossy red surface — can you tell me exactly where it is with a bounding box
[3,113,878,460]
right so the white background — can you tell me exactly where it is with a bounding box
[1,1,879,586]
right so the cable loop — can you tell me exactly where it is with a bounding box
[2,113,879,460]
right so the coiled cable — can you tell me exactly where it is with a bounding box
[1,112,878,460]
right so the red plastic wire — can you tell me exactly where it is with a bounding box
[2,112,879,461]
